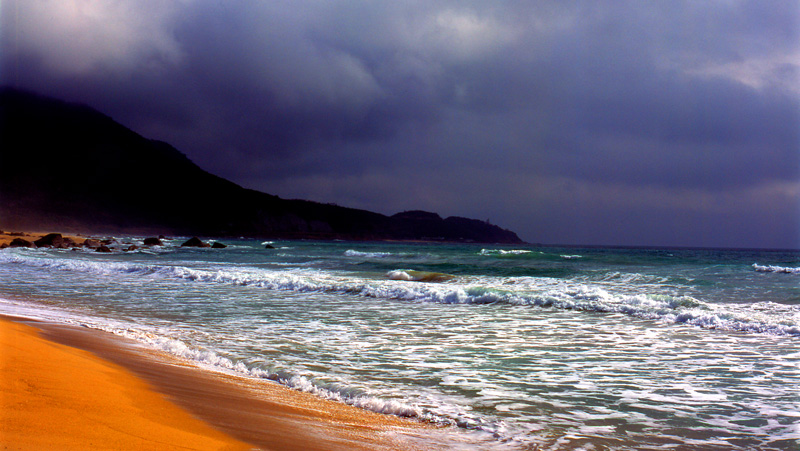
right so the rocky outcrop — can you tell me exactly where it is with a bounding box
[34,233,64,248]
[82,238,101,249]
[181,237,211,248]
[143,237,163,246]
[9,238,34,248]
[211,242,227,248]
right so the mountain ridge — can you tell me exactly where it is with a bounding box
[0,87,523,244]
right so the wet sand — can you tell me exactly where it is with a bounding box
[0,316,438,450]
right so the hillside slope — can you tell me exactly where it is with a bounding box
[0,88,522,243]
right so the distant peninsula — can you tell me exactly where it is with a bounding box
[0,87,523,244]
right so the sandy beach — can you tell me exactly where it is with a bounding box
[0,315,435,450]
[0,317,251,450]
[0,230,436,450]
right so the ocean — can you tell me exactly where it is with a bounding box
[1,238,798,450]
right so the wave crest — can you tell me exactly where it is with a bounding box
[4,251,798,337]
[753,263,800,274]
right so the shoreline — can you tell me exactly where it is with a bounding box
[0,229,526,249]
[0,314,441,450]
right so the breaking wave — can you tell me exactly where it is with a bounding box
[3,251,798,337]
[479,249,534,256]
[100,325,426,419]
[753,263,800,274]
[0,294,427,422]
[344,249,420,259]
[386,270,455,283]
[560,254,583,260]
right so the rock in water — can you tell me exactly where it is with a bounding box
[82,239,101,249]
[181,237,211,248]
[96,245,112,253]
[211,242,227,248]
[143,237,163,246]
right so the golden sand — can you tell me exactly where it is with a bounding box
[0,318,251,450]
[0,317,437,450]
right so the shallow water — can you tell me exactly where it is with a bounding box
[1,239,798,450]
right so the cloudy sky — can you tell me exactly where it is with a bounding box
[2,1,798,248]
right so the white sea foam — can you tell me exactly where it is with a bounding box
[0,294,427,422]
[3,251,798,336]
[103,326,427,420]
[344,249,396,258]
[386,270,455,283]
[344,249,422,259]
[387,270,414,281]
[560,254,583,259]
[479,249,533,256]
[753,263,800,274]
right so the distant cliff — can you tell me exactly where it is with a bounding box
[0,87,523,244]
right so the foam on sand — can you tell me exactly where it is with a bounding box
[0,316,439,450]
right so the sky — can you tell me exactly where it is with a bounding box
[2,1,799,248]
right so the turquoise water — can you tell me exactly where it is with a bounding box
[1,239,799,450]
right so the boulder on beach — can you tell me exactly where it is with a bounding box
[9,238,35,248]
[34,233,64,248]
[181,237,211,248]
[143,237,163,246]
[211,242,227,249]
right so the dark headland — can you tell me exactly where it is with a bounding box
[0,87,522,244]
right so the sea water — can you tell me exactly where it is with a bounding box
[1,239,798,450]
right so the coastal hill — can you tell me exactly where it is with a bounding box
[0,87,523,244]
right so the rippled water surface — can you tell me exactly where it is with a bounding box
[1,240,799,450]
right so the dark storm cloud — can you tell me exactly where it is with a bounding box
[2,0,798,247]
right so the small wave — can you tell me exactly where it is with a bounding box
[596,271,671,285]
[560,255,583,260]
[386,270,455,283]
[0,292,429,422]
[345,249,396,258]
[479,249,533,256]
[753,263,800,274]
[93,324,425,419]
